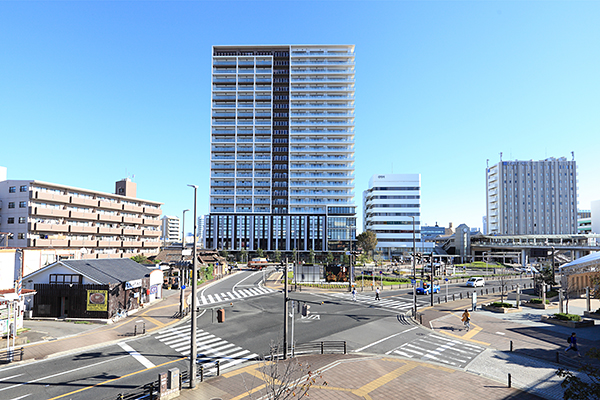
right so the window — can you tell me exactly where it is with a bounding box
[18,233,25,239]
[7,217,14,224]
[18,217,26,224]
[9,186,16,193]
[20,185,27,192]
[8,202,15,208]
[19,201,27,208]
[49,274,82,285]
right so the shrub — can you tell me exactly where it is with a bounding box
[489,302,513,308]
[529,298,550,304]
[546,290,559,298]
[553,313,581,322]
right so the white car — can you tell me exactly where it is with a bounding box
[466,277,485,287]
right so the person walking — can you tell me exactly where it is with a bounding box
[375,287,380,301]
[352,287,356,301]
[565,332,582,357]
[461,309,471,331]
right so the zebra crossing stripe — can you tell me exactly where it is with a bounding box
[214,293,222,302]
[166,332,214,348]
[431,334,484,350]
[226,292,234,299]
[393,350,414,358]
[207,294,215,303]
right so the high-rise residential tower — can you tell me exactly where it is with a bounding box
[206,45,356,253]
[486,157,578,235]
[363,174,421,259]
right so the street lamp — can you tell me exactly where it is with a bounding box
[179,209,190,317]
[187,185,198,388]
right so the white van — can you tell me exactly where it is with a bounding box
[466,277,485,287]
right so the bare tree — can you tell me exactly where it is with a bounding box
[244,344,326,400]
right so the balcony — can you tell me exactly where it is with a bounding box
[122,241,143,248]
[34,239,69,247]
[70,210,97,221]
[142,241,161,248]
[33,223,69,233]
[33,191,69,203]
[142,229,161,237]
[98,213,122,223]
[98,240,122,247]
[123,204,143,213]
[32,207,70,218]
[143,206,162,216]
[69,225,97,234]
[98,226,121,235]
[70,197,98,207]
[123,227,143,236]
[99,200,122,211]
[143,218,162,227]
[69,239,97,247]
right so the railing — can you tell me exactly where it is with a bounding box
[292,341,347,355]
[0,347,24,364]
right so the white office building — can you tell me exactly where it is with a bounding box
[161,216,181,243]
[486,157,578,235]
[206,45,356,253]
[363,174,421,259]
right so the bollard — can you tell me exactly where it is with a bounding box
[149,381,154,400]
[134,325,137,336]
[445,295,448,303]
[492,287,495,294]
[437,297,440,304]
[508,373,511,388]
[321,342,325,354]
[143,322,146,334]
[460,292,463,300]
[486,288,488,295]
[510,340,513,352]
[419,314,423,324]
[453,294,455,301]
[344,342,347,354]
[216,360,220,376]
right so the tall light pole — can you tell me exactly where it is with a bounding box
[187,185,198,388]
[412,216,417,317]
[179,209,190,317]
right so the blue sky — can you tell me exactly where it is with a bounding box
[2,1,599,234]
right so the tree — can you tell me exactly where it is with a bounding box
[131,255,149,264]
[257,248,265,258]
[220,249,229,261]
[326,252,334,265]
[240,249,248,263]
[273,249,282,263]
[557,347,600,399]
[590,271,600,299]
[244,343,327,399]
[357,231,377,258]
[309,248,315,264]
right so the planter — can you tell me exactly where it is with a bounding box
[541,315,595,328]
[583,311,600,320]
[525,302,557,310]
[482,304,522,313]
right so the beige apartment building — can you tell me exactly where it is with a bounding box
[0,171,162,261]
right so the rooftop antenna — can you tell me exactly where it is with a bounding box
[571,151,574,161]
[486,159,489,168]
[500,152,502,161]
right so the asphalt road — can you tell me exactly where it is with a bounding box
[0,272,532,400]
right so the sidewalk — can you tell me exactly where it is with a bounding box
[3,287,189,363]
[177,353,544,400]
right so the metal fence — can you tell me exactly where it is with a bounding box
[0,347,24,364]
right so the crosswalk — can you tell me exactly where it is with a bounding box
[389,333,485,368]
[155,325,258,373]
[199,286,277,306]
[329,292,430,312]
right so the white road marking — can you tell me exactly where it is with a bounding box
[0,355,128,393]
[353,326,418,353]
[118,342,155,369]
[8,394,31,400]
[0,374,23,383]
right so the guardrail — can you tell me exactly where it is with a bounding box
[0,347,24,364]
[293,341,347,355]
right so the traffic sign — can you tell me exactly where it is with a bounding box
[445,278,448,282]
[411,279,416,285]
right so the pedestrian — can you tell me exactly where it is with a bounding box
[375,287,380,301]
[565,332,582,357]
[352,287,356,301]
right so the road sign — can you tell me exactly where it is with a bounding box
[445,278,448,282]
[411,279,416,285]
[181,285,186,289]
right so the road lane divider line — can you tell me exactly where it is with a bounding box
[118,342,155,369]
[353,326,418,353]
[0,355,129,393]
[8,394,31,400]
[0,374,23,382]
[47,357,186,400]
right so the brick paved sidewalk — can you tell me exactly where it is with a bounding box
[177,353,543,400]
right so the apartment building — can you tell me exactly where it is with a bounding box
[486,157,578,235]
[206,45,356,253]
[0,172,162,260]
[363,174,421,259]
[161,216,181,243]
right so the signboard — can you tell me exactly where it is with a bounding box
[150,285,159,294]
[411,279,416,285]
[87,290,108,312]
[125,279,142,290]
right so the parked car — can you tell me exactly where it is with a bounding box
[416,282,440,295]
[466,277,485,287]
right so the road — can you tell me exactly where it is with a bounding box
[0,271,532,400]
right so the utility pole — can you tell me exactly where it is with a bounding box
[430,252,434,307]
[188,185,198,388]
[180,209,189,317]
[412,216,417,317]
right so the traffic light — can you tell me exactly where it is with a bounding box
[301,303,310,317]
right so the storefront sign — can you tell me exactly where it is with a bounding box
[87,290,108,312]
[125,279,142,290]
